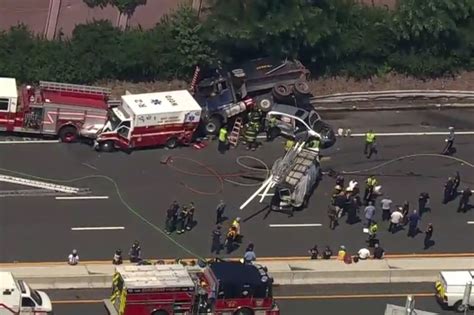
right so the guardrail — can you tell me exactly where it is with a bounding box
[309,90,474,104]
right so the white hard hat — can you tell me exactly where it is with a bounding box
[72,249,77,254]
[449,126,454,130]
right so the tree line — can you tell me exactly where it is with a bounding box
[0,0,473,84]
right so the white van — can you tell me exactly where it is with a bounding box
[435,270,473,313]
[0,272,53,315]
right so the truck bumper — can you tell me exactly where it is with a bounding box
[103,299,118,315]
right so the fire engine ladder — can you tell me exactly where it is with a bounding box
[0,174,91,194]
[39,81,112,97]
[284,148,319,187]
[228,117,244,147]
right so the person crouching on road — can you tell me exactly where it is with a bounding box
[309,245,319,259]
[218,127,228,154]
[113,249,123,265]
[129,241,142,263]
[68,249,79,265]
[357,247,370,260]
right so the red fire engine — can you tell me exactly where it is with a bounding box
[0,77,113,142]
[104,261,280,315]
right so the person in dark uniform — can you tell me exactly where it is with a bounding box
[443,177,455,204]
[458,187,472,212]
[452,172,461,196]
[244,122,259,151]
[442,126,455,155]
[424,223,434,249]
[128,241,141,263]
[335,175,345,188]
[308,245,319,259]
[165,202,179,234]
[185,202,195,231]
[225,226,237,253]
[401,201,410,225]
[266,116,278,141]
[418,192,430,216]
[407,210,421,238]
[327,205,338,230]
[216,200,226,224]
[211,225,222,254]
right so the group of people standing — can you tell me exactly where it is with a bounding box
[165,201,196,235]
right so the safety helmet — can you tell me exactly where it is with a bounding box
[335,185,342,190]
[236,217,241,222]
[449,126,454,130]
[72,249,77,254]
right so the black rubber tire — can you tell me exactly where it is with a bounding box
[293,80,311,96]
[151,310,169,315]
[256,97,273,112]
[205,116,222,135]
[234,308,254,315]
[165,137,178,149]
[272,84,292,101]
[453,301,468,313]
[58,126,78,143]
[99,140,115,152]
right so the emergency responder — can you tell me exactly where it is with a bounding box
[364,201,376,227]
[284,138,295,152]
[443,177,455,204]
[367,221,378,247]
[176,206,187,234]
[458,187,472,212]
[364,175,378,203]
[112,249,123,265]
[364,129,377,159]
[216,200,226,224]
[165,205,176,235]
[211,225,222,254]
[185,202,195,231]
[68,249,79,265]
[266,116,278,141]
[231,217,241,236]
[331,185,343,204]
[225,226,238,253]
[305,136,320,151]
[407,210,421,237]
[328,205,338,230]
[243,243,256,264]
[418,192,430,216]
[424,223,434,249]
[308,245,319,259]
[129,241,141,263]
[218,127,228,154]
[453,171,461,193]
[248,109,263,124]
[335,175,345,188]
[442,126,455,155]
[244,122,258,151]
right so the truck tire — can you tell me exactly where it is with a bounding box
[165,137,178,149]
[234,308,254,315]
[151,310,169,315]
[205,116,222,135]
[272,84,292,101]
[58,126,78,143]
[453,301,468,313]
[256,97,273,112]
[293,80,311,96]
[99,140,115,152]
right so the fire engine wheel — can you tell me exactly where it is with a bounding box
[234,308,254,315]
[256,97,273,112]
[99,140,115,152]
[151,310,169,315]
[165,137,178,149]
[272,84,292,101]
[205,116,222,135]
[58,126,78,143]
[293,80,311,96]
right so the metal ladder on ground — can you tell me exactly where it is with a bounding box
[0,174,91,194]
[228,117,244,147]
[39,81,112,97]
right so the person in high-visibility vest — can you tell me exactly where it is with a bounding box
[305,137,320,151]
[231,217,241,235]
[364,129,377,159]
[266,116,278,141]
[284,139,295,152]
[244,123,258,151]
[218,127,228,154]
[364,175,378,203]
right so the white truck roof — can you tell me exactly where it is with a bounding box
[116,264,195,290]
[0,77,18,98]
[441,271,474,285]
[0,271,17,290]
[121,90,201,116]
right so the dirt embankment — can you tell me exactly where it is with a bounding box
[101,72,474,99]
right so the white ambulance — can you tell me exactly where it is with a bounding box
[94,90,202,151]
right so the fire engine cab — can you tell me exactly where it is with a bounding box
[0,77,112,142]
[104,262,280,315]
[94,90,202,152]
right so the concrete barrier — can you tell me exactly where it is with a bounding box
[0,257,472,289]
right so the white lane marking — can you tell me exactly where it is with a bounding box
[82,163,98,170]
[349,131,474,137]
[71,226,124,231]
[467,221,474,225]
[56,196,109,200]
[258,193,274,197]
[269,223,322,227]
[0,140,60,144]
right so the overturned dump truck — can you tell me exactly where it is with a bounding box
[240,141,323,213]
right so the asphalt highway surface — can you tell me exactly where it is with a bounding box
[48,283,457,314]
[0,109,473,262]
